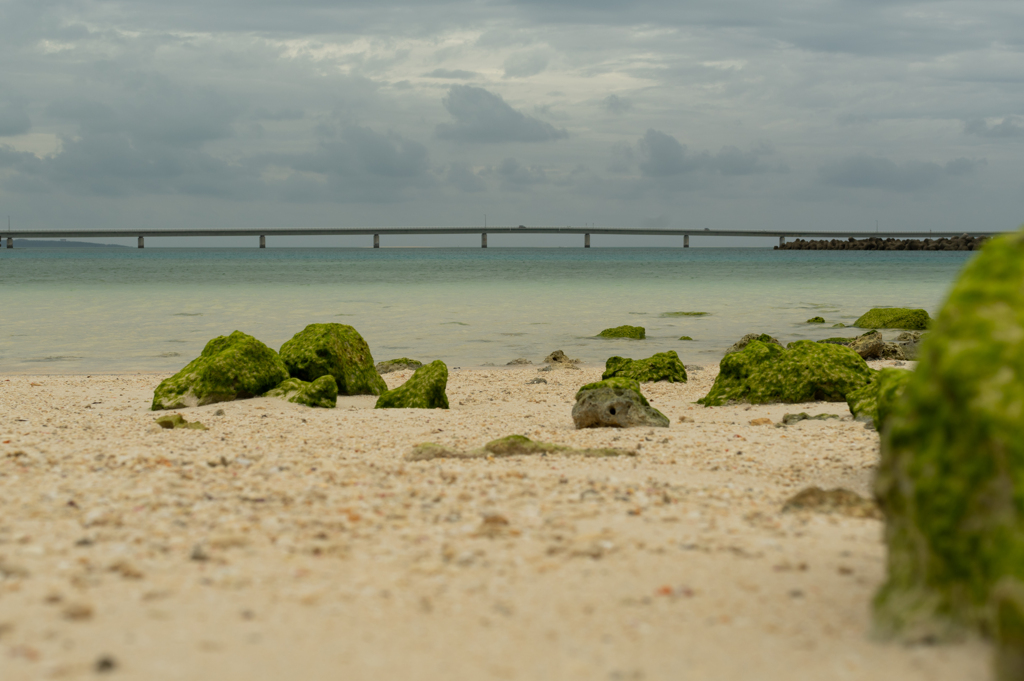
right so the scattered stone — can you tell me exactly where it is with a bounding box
[154,414,208,430]
[749,418,773,426]
[782,487,881,519]
[724,333,782,357]
[874,227,1024,647]
[602,351,687,383]
[94,655,117,673]
[264,375,338,408]
[781,413,840,425]
[189,544,210,562]
[62,602,94,621]
[537,365,554,372]
[597,325,646,340]
[280,323,387,395]
[375,360,450,409]
[506,358,532,365]
[213,408,225,416]
[572,377,669,429]
[543,350,580,365]
[853,307,931,330]
[806,316,825,323]
[152,331,289,410]
[376,358,424,374]
[678,336,694,341]
[845,368,913,430]
[404,436,634,461]
[698,340,874,406]
[526,377,547,384]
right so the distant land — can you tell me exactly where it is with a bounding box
[6,239,127,248]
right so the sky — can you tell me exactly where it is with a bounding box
[0,0,1022,247]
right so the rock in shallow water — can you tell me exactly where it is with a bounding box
[602,351,687,383]
[375,360,449,409]
[264,375,338,408]
[152,331,289,410]
[854,307,931,330]
[724,333,781,357]
[873,227,1024,655]
[376,358,424,374]
[280,323,386,396]
[596,325,646,340]
[571,377,669,429]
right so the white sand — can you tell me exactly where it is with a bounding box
[0,363,989,680]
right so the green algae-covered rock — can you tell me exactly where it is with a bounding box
[264,376,338,408]
[279,323,387,396]
[597,325,646,340]
[152,331,289,410]
[602,351,687,383]
[154,414,208,430]
[376,358,423,374]
[375,360,449,409]
[845,368,912,429]
[724,333,782,356]
[483,435,566,456]
[698,340,874,406]
[873,228,1024,647]
[807,316,825,323]
[678,336,694,341]
[572,377,669,428]
[854,307,931,329]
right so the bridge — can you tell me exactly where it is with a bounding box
[0,226,1004,249]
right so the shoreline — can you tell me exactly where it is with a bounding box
[0,362,983,680]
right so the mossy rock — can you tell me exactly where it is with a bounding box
[602,351,687,383]
[873,227,1024,646]
[152,331,289,410]
[698,340,874,406]
[483,435,566,456]
[597,325,645,340]
[817,337,855,345]
[854,307,931,330]
[724,333,781,356]
[678,336,694,341]
[832,323,847,328]
[806,316,825,323]
[845,368,912,429]
[280,323,387,396]
[660,311,709,317]
[572,377,669,428]
[154,414,207,430]
[264,376,338,408]
[376,358,424,374]
[375,360,449,409]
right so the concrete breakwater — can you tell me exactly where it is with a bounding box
[776,235,987,251]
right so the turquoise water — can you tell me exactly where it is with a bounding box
[0,247,974,374]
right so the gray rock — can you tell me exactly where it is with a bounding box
[506,358,533,365]
[527,377,547,384]
[571,380,669,429]
[849,331,885,359]
[880,342,907,361]
[543,350,579,365]
[375,358,424,374]
[724,333,782,357]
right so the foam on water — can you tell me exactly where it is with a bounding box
[0,247,974,374]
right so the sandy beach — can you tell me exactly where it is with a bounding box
[0,363,989,680]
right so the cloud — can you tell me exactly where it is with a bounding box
[818,155,985,192]
[964,118,1024,139]
[503,52,549,79]
[0,104,31,137]
[252,107,305,121]
[423,68,478,80]
[601,94,632,114]
[446,161,486,192]
[435,86,568,143]
[494,157,547,188]
[637,129,770,177]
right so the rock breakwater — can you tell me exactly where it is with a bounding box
[776,235,987,251]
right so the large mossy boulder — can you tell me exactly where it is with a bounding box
[597,325,646,340]
[845,368,913,429]
[854,307,931,330]
[698,340,874,406]
[152,331,289,410]
[571,377,669,428]
[279,323,387,396]
[602,351,687,383]
[264,376,338,408]
[375,360,449,409]
[873,228,1024,654]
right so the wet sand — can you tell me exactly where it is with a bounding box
[0,364,988,680]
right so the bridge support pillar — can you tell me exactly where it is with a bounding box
[684,235,689,248]
[6,237,11,249]
[584,233,590,248]
[481,233,487,248]
[260,235,266,249]
[373,234,379,249]
[138,236,144,249]
[779,236,785,247]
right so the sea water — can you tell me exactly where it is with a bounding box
[0,247,974,374]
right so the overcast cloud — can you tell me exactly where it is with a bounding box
[0,0,1021,244]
